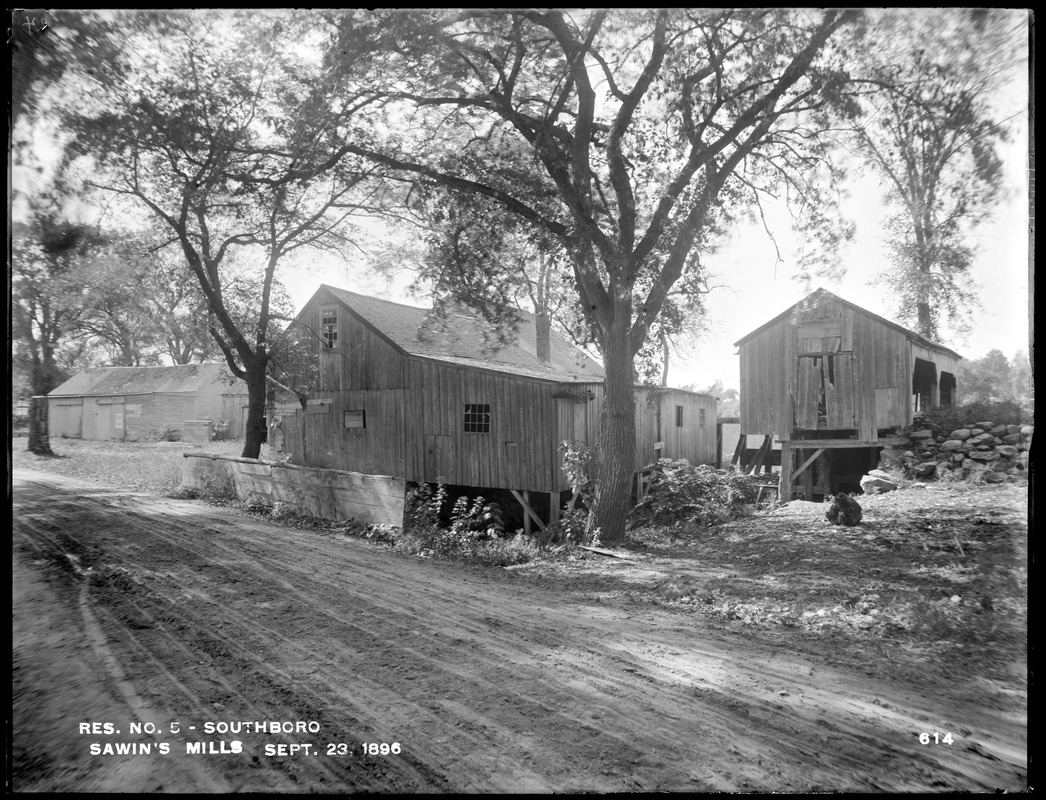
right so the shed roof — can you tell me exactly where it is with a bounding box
[733,288,962,360]
[48,363,248,398]
[314,285,605,382]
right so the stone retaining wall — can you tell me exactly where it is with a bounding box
[879,419,1033,484]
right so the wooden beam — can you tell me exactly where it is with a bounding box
[731,434,747,468]
[779,442,793,503]
[786,439,881,449]
[579,545,633,560]
[510,489,545,531]
[792,447,825,482]
[746,435,772,475]
[549,491,560,526]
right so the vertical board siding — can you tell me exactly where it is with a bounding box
[290,291,719,496]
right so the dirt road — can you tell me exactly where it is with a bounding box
[12,470,1027,793]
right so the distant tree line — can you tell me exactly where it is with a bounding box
[956,350,1033,413]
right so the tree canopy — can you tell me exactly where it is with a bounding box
[56,10,391,457]
[848,8,1026,341]
[318,9,861,540]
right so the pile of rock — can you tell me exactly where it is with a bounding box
[878,420,1032,484]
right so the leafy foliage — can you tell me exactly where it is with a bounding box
[848,9,1026,340]
[955,350,1033,411]
[320,8,864,543]
[53,10,392,458]
[918,400,1032,437]
[631,459,761,529]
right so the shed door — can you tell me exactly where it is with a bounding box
[795,354,856,430]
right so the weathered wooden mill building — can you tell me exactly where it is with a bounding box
[277,286,718,526]
[734,288,962,501]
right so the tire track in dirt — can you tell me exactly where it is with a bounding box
[13,472,1027,792]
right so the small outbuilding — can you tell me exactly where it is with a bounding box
[277,286,718,525]
[734,288,962,500]
[47,363,249,442]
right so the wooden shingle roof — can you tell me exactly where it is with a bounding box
[48,363,247,397]
[316,285,605,382]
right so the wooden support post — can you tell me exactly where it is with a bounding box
[779,443,793,503]
[764,436,774,475]
[731,434,747,469]
[523,490,531,534]
[511,489,545,532]
[549,491,560,526]
[746,436,772,475]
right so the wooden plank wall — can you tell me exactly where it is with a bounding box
[126,394,197,440]
[741,296,929,442]
[281,358,559,493]
[48,399,83,438]
[739,316,792,438]
[296,294,410,393]
[648,389,718,468]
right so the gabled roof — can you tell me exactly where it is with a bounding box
[733,288,962,360]
[312,285,605,382]
[48,363,247,398]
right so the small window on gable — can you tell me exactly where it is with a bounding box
[321,307,338,350]
[343,410,366,429]
[675,405,684,427]
[464,403,490,433]
[699,408,706,427]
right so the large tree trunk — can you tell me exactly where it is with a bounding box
[241,358,269,459]
[27,397,54,456]
[590,319,636,544]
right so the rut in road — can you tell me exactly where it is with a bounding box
[13,473,1026,793]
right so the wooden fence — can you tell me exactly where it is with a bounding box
[182,453,406,527]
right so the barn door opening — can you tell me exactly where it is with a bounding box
[795,354,856,430]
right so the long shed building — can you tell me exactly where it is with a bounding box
[278,286,718,526]
[734,289,961,501]
[47,363,249,442]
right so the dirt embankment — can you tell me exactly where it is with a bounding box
[12,469,1027,793]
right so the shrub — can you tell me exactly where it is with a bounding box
[537,505,594,547]
[399,482,542,563]
[196,470,238,506]
[919,400,1032,435]
[209,418,232,442]
[151,426,181,442]
[560,440,599,506]
[631,459,761,528]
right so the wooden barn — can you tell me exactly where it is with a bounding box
[734,288,962,501]
[277,286,718,526]
[47,363,249,442]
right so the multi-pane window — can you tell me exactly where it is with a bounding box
[463,404,491,433]
[675,405,684,427]
[343,410,366,429]
[321,308,338,349]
